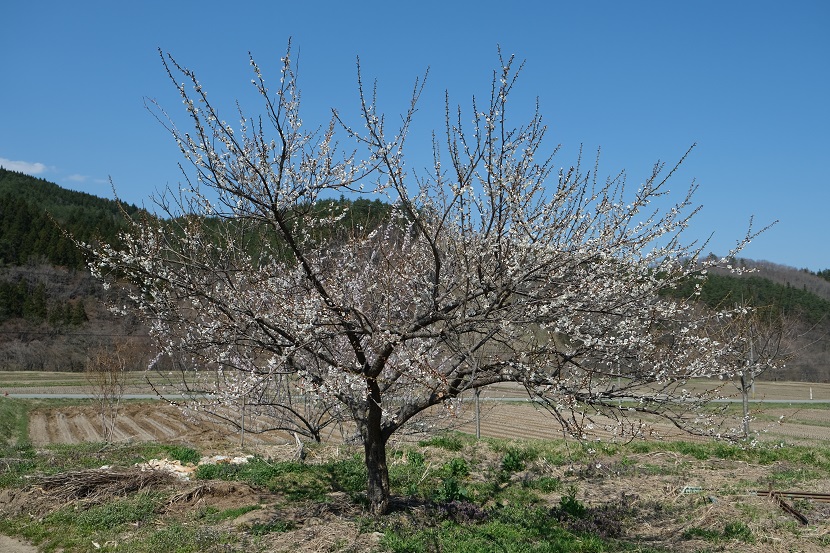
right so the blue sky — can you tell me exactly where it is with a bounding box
[2,1,828,270]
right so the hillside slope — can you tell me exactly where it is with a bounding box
[0,169,148,371]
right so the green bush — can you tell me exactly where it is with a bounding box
[432,457,471,502]
[558,487,586,519]
[442,457,469,478]
[433,476,469,502]
[406,451,425,467]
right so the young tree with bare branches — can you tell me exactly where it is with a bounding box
[84,43,766,514]
[718,303,791,438]
[85,340,138,442]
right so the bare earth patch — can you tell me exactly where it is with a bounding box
[564,453,830,552]
[0,534,38,553]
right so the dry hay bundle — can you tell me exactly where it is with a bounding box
[31,467,175,502]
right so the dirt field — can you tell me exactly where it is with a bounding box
[4,374,829,450]
[23,401,313,451]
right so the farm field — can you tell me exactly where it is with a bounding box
[16,396,830,451]
[5,371,830,401]
[2,372,829,449]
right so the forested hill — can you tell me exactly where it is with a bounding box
[664,266,830,381]
[0,168,827,380]
[0,167,140,268]
[668,270,830,326]
[0,168,146,372]
[711,259,830,303]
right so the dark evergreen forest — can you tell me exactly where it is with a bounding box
[0,168,141,268]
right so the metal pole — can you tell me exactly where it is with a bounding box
[240,395,245,447]
[475,389,481,440]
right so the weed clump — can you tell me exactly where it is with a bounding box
[161,445,200,465]
[418,433,468,452]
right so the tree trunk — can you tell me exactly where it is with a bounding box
[363,378,390,515]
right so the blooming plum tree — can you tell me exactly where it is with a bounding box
[86,43,765,514]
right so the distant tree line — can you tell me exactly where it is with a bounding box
[0,167,139,269]
[667,272,830,325]
[664,266,830,382]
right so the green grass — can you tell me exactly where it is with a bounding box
[0,397,29,446]
[122,523,242,553]
[765,466,824,486]
[6,492,165,551]
[160,444,201,465]
[418,432,470,452]
[524,475,563,493]
[500,444,538,473]
[378,499,672,553]
[198,504,261,522]
[194,454,368,502]
[683,521,754,543]
[0,398,37,486]
[382,519,595,553]
[624,438,830,470]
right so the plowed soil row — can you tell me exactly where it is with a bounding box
[20,397,830,450]
[5,373,829,448]
[26,402,259,449]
